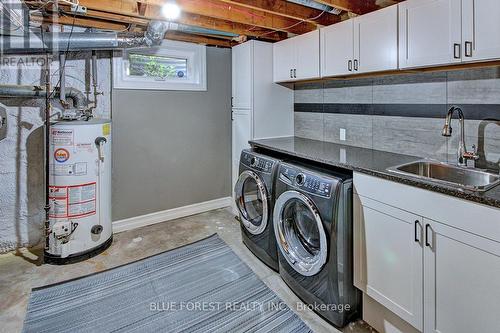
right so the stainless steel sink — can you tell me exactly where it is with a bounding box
[387,160,500,192]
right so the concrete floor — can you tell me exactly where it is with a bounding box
[0,208,376,333]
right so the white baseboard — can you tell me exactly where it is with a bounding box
[112,197,233,233]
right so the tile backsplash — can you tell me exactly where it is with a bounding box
[294,67,500,171]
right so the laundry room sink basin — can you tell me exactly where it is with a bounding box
[387,160,500,192]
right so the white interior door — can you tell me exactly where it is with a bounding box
[461,0,500,62]
[321,19,354,77]
[355,5,398,73]
[399,0,461,68]
[294,30,320,80]
[423,218,500,333]
[273,38,295,82]
[354,195,423,331]
[231,42,252,109]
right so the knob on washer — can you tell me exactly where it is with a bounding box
[295,173,305,186]
[250,157,257,167]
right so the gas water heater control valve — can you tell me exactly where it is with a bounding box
[52,221,73,238]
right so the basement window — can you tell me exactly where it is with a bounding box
[113,40,206,91]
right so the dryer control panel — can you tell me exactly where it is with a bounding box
[241,151,275,174]
[278,164,335,199]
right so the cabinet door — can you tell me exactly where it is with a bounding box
[273,38,295,82]
[355,4,398,73]
[354,195,423,331]
[232,42,252,109]
[231,110,251,193]
[423,219,500,333]
[321,19,354,77]
[294,30,320,80]
[399,0,461,68]
[461,0,500,62]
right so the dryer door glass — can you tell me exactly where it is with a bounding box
[274,191,328,276]
[235,170,269,235]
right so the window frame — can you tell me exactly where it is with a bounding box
[113,40,207,91]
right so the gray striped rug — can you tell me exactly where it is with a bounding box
[23,234,312,333]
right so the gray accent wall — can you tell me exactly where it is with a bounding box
[294,67,500,171]
[112,47,231,221]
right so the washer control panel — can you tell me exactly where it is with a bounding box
[241,151,275,174]
[279,164,334,198]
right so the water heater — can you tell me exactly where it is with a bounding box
[45,119,112,264]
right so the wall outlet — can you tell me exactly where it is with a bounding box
[340,128,346,141]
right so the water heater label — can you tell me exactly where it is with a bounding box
[49,186,68,218]
[51,129,74,146]
[54,148,70,163]
[50,162,88,176]
[48,182,97,218]
[102,123,110,136]
[68,183,96,218]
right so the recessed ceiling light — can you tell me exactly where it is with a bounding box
[162,2,181,20]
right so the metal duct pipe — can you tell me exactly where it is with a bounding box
[91,50,99,108]
[0,84,87,109]
[167,22,238,38]
[287,0,342,15]
[59,52,66,104]
[0,20,168,54]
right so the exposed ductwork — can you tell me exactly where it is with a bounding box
[0,20,169,54]
[0,84,87,109]
[166,22,238,38]
[287,0,342,15]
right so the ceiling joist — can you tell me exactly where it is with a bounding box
[121,0,317,34]
[24,0,402,47]
[216,0,340,26]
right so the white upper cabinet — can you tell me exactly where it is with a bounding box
[294,30,320,80]
[321,5,398,77]
[355,4,398,73]
[273,38,295,82]
[399,0,461,69]
[461,0,500,62]
[232,42,252,109]
[321,19,354,77]
[273,30,320,82]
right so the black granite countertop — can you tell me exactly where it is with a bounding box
[250,136,500,209]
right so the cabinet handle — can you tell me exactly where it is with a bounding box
[293,68,297,78]
[453,43,461,59]
[290,69,293,78]
[425,224,431,247]
[348,60,352,72]
[465,41,473,57]
[414,220,420,243]
[231,97,234,107]
[354,59,358,71]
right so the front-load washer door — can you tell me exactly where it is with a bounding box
[274,190,328,276]
[235,170,269,235]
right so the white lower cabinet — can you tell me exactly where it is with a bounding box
[424,219,500,333]
[354,172,500,333]
[354,196,423,331]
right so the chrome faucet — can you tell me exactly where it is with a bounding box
[442,106,479,167]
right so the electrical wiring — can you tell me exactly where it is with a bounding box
[255,9,327,38]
